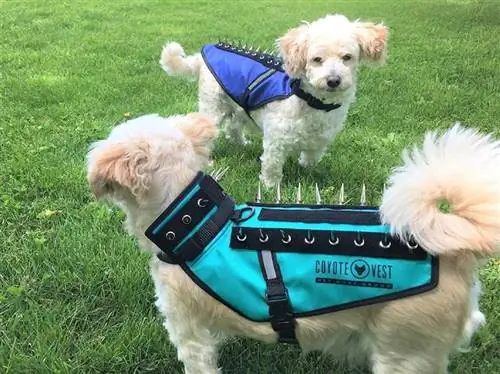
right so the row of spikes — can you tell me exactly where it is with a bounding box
[209,167,382,206]
[215,39,281,60]
[256,181,382,206]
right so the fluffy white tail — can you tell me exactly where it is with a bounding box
[380,123,500,256]
[159,42,201,79]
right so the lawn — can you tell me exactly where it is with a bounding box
[1,0,499,373]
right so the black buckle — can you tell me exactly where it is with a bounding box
[266,290,297,344]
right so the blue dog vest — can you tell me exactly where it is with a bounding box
[145,173,439,343]
[201,42,341,114]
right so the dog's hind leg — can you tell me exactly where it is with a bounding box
[370,339,451,374]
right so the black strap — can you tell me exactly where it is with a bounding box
[174,196,235,262]
[291,79,341,112]
[258,250,297,344]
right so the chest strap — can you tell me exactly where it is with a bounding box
[258,250,297,344]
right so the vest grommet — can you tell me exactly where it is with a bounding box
[354,238,365,247]
[407,240,419,250]
[259,234,269,243]
[197,198,209,207]
[182,214,192,224]
[328,236,339,246]
[165,231,176,241]
[304,233,315,245]
[259,229,269,243]
[379,240,391,249]
[281,231,292,244]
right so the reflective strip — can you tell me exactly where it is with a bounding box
[247,69,276,92]
[261,250,277,280]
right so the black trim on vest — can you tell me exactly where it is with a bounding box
[258,208,381,225]
[231,227,427,261]
[215,41,285,71]
[291,79,341,112]
[258,251,297,344]
[247,201,379,210]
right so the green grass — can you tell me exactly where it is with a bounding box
[1,0,499,373]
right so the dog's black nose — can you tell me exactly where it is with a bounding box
[327,77,341,88]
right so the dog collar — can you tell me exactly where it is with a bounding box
[145,172,236,265]
[291,79,342,112]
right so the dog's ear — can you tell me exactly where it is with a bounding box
[355,21,388,63]
[177,113,219,158]
[277,25,308,77]
[87,141,151,199]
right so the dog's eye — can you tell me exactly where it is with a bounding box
[342,54,352,61]
[312,57,323,63]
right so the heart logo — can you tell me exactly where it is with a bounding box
[350,259,370,279]
[354,264,366,276]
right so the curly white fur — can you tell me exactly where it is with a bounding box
[160,14,389,187]
[88,117,495,374]
[381,123,500,256]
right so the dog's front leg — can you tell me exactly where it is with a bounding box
[259,137,288,188]
[163,314,221,374]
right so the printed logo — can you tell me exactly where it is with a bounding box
[315,259,394,289]
[350,260,369,279]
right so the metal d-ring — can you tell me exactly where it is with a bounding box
[354,232,365,247]
[165,231,176,241]
[379,233,391,249]
[236,228,247,242]
[328,232,339,246]
[304,231,315,245]
[197,198,209,208]
[407,238,419,250]
[280,230,292,244]
[379,240,391,249]
[259,229,269,243]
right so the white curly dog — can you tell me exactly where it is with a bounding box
[160,14,388,187]
[87,113,489,374]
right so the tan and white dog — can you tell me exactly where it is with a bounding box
[159,14,388,188]
[87,113,494,374]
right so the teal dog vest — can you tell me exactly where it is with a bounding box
[145,173,439,343]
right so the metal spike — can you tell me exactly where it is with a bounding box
[360,183,366,206]
[211,166,229,182]
[276,182,281,203]
[296,182,302,204]
[315,183,321,205]
[256,181,262,203]
[339,183,345,205]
